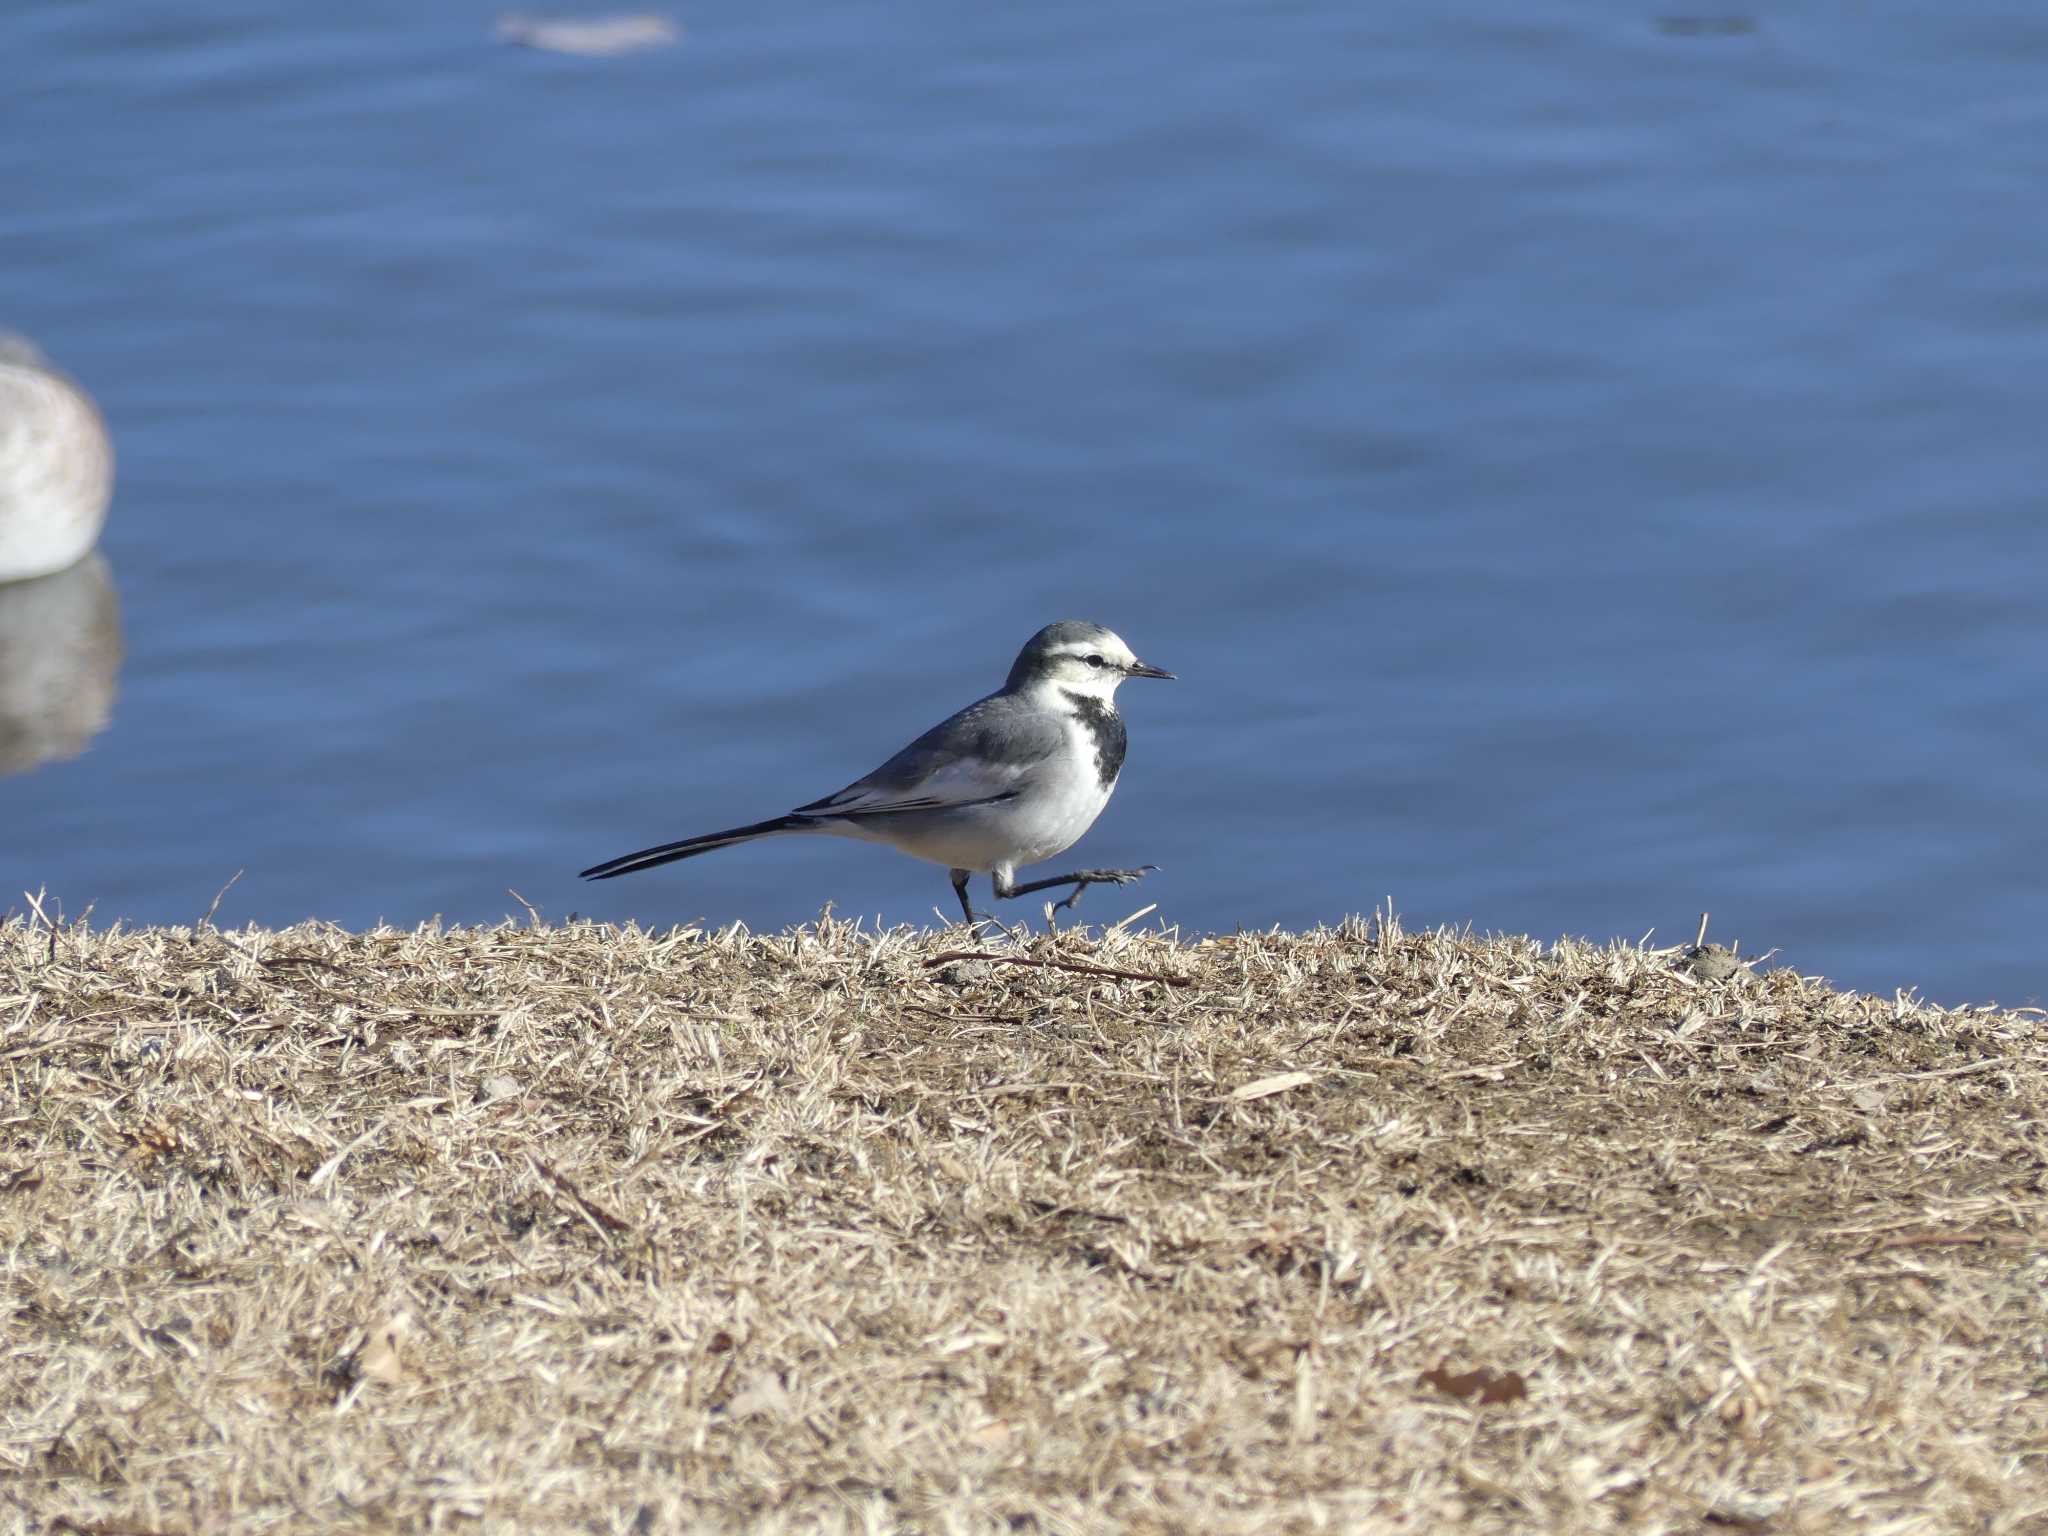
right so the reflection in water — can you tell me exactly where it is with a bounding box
[494,13,681,55]
[0,333,115,583]
[0,553,122,777]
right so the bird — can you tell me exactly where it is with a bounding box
[580,620,1174,924]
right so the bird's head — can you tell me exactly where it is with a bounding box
[1005,620,1174,700]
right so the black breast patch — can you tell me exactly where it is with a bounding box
[1062,692,1127,788]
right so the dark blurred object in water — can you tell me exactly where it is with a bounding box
[0,334,114,584]
[0,552,121,778]
[1656,14,1757,36]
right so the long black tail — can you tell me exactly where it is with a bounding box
[579,814,814,881]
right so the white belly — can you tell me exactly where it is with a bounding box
[993,757,1116,868]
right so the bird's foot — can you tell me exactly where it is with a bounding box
[1049,865,1158,914]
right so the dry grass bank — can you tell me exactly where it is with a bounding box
[2,911,2044,1534]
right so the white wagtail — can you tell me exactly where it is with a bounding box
[580,620,1174,924]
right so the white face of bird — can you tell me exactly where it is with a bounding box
[1011,622,1175,701]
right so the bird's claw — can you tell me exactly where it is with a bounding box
[1051,866,1157,913]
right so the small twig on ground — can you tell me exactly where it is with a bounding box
[262,952,346,972]
[922,951,1191,987]
[201,869,244,930]
[530,1153,633,1236]
[1849,1229,2036,1260]
[949,1081,1093,1100]
[901,1002,1025,1025]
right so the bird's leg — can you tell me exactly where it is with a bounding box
[993,865,1157,915]
[947,868,1026,942]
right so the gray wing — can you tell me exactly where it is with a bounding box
[795,693,1065,818]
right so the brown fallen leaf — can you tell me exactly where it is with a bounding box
[1420,1362,1528,1405]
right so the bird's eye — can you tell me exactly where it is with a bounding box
[1084,654,1106,668]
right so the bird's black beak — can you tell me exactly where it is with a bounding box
[1125,660,1176,681]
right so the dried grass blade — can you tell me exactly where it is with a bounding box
[1229,1071,1317,1102]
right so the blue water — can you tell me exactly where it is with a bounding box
[5,2,2045,1005]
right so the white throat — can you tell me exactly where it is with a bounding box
[1018,673,1120,710]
